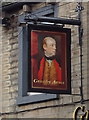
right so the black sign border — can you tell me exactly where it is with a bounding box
[28,24,71,94]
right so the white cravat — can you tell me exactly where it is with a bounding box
[46,59,52,66]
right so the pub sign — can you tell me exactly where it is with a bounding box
[28,24,71,94]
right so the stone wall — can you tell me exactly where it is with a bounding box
[0,2,89,118]
[0,24,2,116]
[86,2,89,110]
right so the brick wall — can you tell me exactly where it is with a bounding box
[86,2,89,110]
[1,13,18,118]
[0,2,89,119]
[0,24,2,114]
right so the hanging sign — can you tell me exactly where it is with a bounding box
[28,24,71,94]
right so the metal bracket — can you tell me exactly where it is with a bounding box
[24,15,81,26]
[75,2,84,12]
[76,2,84,104]
[19,3,84,104]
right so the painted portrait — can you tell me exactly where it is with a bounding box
[28,24,71,94]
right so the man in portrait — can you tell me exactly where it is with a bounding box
[38,37,62,86]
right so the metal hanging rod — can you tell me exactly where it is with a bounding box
[24,16,81,26]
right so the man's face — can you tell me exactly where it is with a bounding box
[43,39,56,57]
